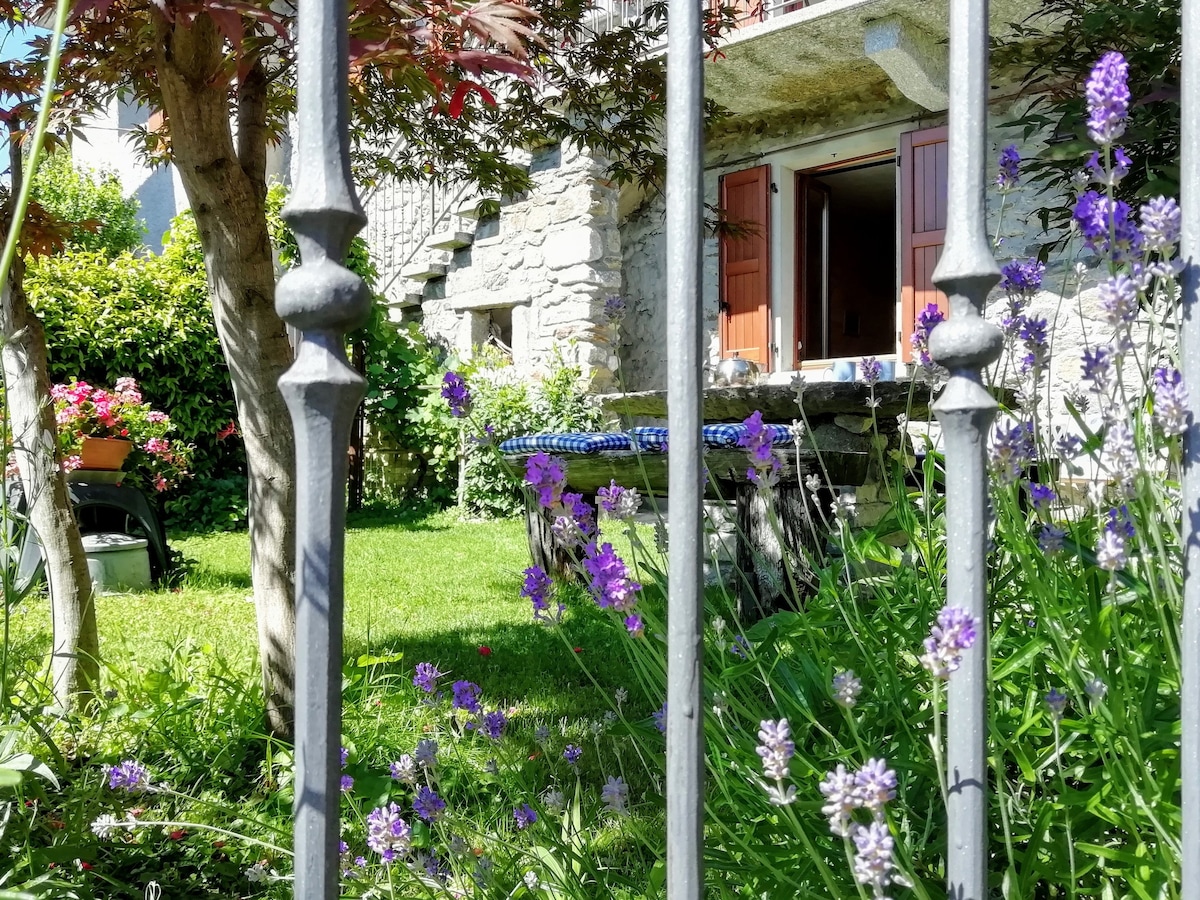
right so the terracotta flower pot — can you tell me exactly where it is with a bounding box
[79,437,133,471]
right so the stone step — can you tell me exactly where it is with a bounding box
[400,258,447,282]
[427,228,474,251]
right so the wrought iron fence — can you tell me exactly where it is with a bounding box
[286,0,1200,897]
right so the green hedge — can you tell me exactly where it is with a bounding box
[25,213,245,531]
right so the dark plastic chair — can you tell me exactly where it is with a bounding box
[4,478,171,593]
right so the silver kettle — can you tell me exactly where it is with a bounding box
[712,354,761,386]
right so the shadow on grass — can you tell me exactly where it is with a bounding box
[347,505,454,533]
[343,604,647,723]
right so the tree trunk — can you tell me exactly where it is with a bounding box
[153,22,297,738]
[0,272,99,707]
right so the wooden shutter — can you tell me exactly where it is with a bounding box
[718,164,771,371]
[899,125,948,362]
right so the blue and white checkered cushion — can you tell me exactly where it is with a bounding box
[630,424,792,450]
[499,432,633,455]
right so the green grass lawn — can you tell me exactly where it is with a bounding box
[8,508,642,725]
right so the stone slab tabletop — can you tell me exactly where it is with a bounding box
[598,380,936,423]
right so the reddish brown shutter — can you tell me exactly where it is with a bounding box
[718,164,771,371]
[899,125,948,362]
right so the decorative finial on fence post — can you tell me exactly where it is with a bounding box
[928,2,1002,899]
[275,0,369,895]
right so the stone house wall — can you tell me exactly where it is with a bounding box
[394,142,624,390]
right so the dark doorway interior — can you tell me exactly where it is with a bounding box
[795,160,897,362]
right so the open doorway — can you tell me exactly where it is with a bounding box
[794,159,896,362]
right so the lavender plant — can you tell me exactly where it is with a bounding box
[428,48,1189,899]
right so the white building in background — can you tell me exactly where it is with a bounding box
[72,97,290,254]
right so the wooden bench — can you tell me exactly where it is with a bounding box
[505,381,934,617]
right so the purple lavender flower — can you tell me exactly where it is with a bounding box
[853,758,897,814]
[859,357,882,385]
[440,371,472,418]
[1019,316,1049,375]
[603,295,627,323]
[653,701,667,734]
[819,764,859,837]
[513,803,538,830]
[756,719,795,781]
[452,681,482,714]
[390,755,417,783]
[730,634,750,659]
[1073,190,1142,261]
[738,411,777,474]
[1140,196,1182,252]
[920,605,979,678]
[108,760,150,792]
[1045,688,1068,720]
[601,776,629,815]
[1000,258,1045,294]
[624,613,644,636]
[1102,422,1137,488]
[582,542,642,612]
[832,670,862,708]
[1027,483,1055,510]
[480,709,507,740]
[525,452,567,509]
[415,738,439,768]
[1095,508,1130,572]
[340,774,355,792]
[366,802,412,862]
[910,302,945,369]
[413,786,447,823]
[563,744,582,766]
[551,492,595,548]
[1108,505,1136,540]
[996,144,1020,191]
[1082,344,1115,393]
[1085,51,1130,145]
[1153,366,1190,435]
[597,480,642,519]
[1098,274,1139,327]
[413,662,443,694]
[989,420,1036,485]
[521,565,559,624]
[851,820,899,895]
[1039,525,1066,555]
[1087,147,1132,184]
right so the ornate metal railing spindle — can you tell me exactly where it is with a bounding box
[664,0,705,894]
[276,0,370,896]
[928,2,1002,898]
[1180,0,1200,895]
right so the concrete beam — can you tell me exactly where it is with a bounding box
[864,15,948,111]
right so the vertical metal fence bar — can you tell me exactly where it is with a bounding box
[276,0,370,895]
[928,1,1002,898]
[1180,0,1200,895]
[665,0,704,893]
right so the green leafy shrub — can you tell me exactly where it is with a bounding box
[30,151,144,256]
[25,212,244,531]
[436,347,605,518]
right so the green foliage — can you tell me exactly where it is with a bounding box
[25,212,244,531]
[29,151,144,256]
[997,0,1180,245]
[0,512,650,899]
[438,348,605,518]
